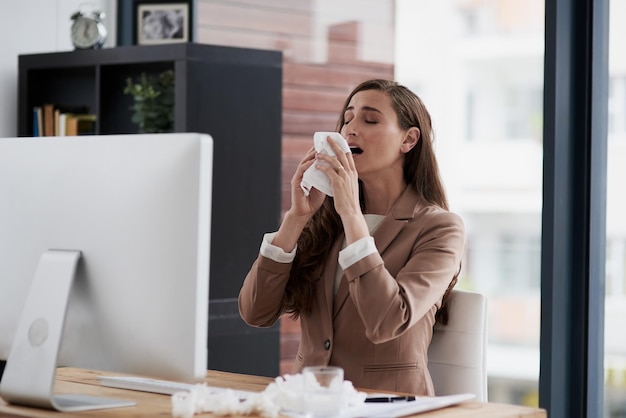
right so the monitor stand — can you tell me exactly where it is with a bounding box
[0,250,136,411]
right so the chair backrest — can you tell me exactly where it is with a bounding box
[427,289,488,402]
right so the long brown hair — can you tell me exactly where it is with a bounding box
[282,79,458,323]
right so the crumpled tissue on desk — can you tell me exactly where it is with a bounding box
[170,372,366,418]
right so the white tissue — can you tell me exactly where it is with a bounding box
[171,385,280,418]
[300,132,351,197]
[170,373,367,418]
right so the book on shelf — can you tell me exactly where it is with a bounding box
[65,114,96,136]
[54,108,61,136]
[43,103,55,136]
[33,106,42,137]
[58,113,68,136]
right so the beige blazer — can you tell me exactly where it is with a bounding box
[238,186,465,395]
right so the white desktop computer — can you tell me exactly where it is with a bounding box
[0,133,213,411]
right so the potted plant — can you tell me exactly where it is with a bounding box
[123,69,175,133]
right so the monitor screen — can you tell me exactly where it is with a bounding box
[0,133,212,411]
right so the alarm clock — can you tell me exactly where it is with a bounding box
[70,10,107,49]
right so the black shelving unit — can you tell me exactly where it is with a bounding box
[16,43,283,378]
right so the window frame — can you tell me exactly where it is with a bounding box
[540,0,609,417]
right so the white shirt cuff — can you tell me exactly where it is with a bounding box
[260,232,297,263]
[338,236,377,269]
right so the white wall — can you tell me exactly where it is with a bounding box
[0,0,115,138]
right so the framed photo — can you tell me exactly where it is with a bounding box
[136,2,189,45]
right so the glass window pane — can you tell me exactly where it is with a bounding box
[395,0,544,406]
[606,0,626,416]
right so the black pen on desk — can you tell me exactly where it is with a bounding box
[364,396,416,403]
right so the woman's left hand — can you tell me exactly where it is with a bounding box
[315,136,361,218]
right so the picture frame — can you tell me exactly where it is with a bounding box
[137,2,189,44]
[116,0,194,46]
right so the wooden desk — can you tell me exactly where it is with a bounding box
[0,368,546,418]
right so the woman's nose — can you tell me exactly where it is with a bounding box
[342,121,355,137]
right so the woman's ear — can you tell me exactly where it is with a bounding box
[400,127,420,154]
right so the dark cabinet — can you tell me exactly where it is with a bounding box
[17,43,283,377]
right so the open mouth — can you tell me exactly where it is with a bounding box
[350,146,363,155]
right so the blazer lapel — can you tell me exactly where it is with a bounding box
[372,185,420,254]
[332,186,420,318]
[333,271,349,318]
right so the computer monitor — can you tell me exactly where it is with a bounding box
[0,133,213,411]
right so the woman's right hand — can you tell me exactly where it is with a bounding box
[271,147,326,254]
[288,146,326,218]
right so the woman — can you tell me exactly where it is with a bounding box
[238,79,465,395]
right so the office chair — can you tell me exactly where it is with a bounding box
[427,289,488,402]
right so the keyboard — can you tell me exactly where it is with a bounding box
[97,375,254,399]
